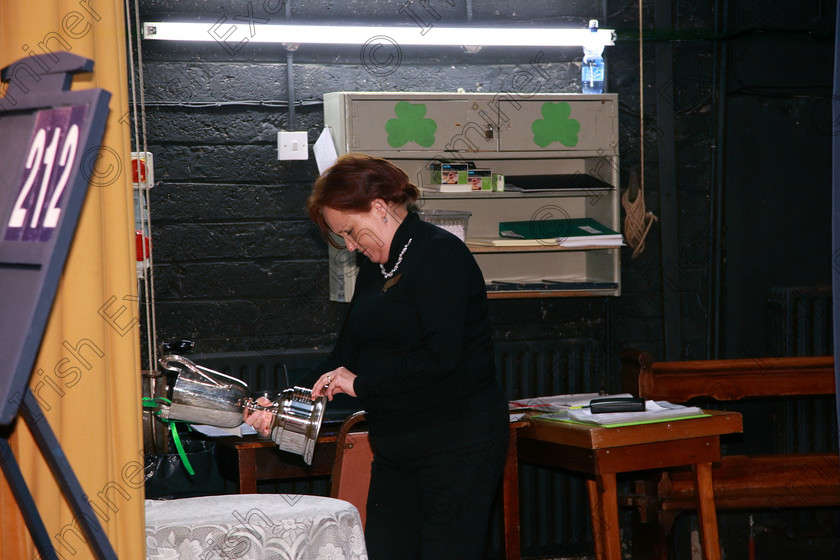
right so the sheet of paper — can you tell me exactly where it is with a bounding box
[190,423,258,437]
[314,127,338,173]
[509,393,633,414]
[565,400,704,425]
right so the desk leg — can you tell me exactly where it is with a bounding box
[503,430,521,560]
[693,462,721,560]
[586,474,621,560]
[585,479,604,560]
[238,448,258,494]
[587,475,621,560]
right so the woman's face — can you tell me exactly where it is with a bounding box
[323,203,393,264]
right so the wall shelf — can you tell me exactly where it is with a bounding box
[323,91,621,301]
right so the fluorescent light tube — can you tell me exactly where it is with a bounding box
[143,22,615,48]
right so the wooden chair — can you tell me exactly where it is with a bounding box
[619,349,840,560]
[330,411,373,527]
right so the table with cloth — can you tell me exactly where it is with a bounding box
[145,494,367,559]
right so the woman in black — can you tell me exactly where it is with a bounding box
[249,153,509,560]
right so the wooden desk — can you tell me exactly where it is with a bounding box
[214,427,339,492]
[518,410,743,560]
[215,421,529,560]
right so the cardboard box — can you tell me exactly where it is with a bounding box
[429,162,471,184]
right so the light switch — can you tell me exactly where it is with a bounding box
[278,131,308,160]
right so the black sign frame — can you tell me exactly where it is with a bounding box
[0,53,110,426]
[0,52,116,560]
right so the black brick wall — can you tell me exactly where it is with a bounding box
[132,2,838,557]
[135,0,835,378]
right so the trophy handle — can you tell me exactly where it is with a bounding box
[159,354,247,389]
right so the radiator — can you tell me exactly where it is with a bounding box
[767,285,833,357]
[495,338,603,557]
[766,286,837,454]
[191,347,329,391]
[765,286,838,545]
[189,338,604,558]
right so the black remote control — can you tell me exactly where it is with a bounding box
[588,396,646,413]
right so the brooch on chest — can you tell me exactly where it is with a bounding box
[382,273,402,292]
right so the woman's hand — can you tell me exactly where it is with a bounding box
[243,396,275,437]
[312,366,357,401]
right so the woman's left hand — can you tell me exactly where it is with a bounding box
[243,396,275,437]
[312,366,357,401]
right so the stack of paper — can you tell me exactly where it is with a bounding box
[510,393,606,412]
[511,393,591,421]
[509,393,633,421]
[564,400,705,426]
[558,233,624,248]
[467,237,560,248]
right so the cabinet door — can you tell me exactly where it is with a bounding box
[497,99,616,152]
[349,99,496,152]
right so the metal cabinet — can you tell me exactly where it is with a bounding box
[323,91,620,302]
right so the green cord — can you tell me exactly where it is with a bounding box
[143,397,195,476]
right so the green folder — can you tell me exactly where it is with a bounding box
[499,217,620,241]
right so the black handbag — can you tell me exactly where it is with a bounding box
[144,437,226,499]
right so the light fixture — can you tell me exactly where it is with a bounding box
[142,22,615,48]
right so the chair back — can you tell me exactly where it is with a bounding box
[330,411,373,527]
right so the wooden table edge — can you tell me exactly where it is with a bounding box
[521,410,743,449]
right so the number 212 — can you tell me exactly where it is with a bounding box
[8,124,80,230]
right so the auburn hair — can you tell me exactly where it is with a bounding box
[307,153,420,247]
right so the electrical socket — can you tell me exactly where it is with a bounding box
[277,131,308,160]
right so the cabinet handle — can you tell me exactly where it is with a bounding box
[485,124,494,139]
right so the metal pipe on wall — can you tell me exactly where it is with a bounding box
[286,49,297,130]
[286,0,297,130]
[831,0,840,454]
[654,0,682,361]
[709,0,730,359]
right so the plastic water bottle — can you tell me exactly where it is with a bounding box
[581,19,605,94]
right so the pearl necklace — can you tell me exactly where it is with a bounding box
[380,238,413,278]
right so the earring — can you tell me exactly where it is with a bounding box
[382,215,388,223]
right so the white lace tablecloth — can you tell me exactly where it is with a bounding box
[145,494,367,560]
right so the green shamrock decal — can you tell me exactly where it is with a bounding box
[531,102,581,147]
[385,101,437,148]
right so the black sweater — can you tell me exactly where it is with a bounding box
[319,211,506,437]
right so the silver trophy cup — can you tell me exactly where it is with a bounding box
[158,355,326,464]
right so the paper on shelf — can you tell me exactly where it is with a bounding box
[467,237,560,247]
[558,238,625,248]
[314,127,338,173]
